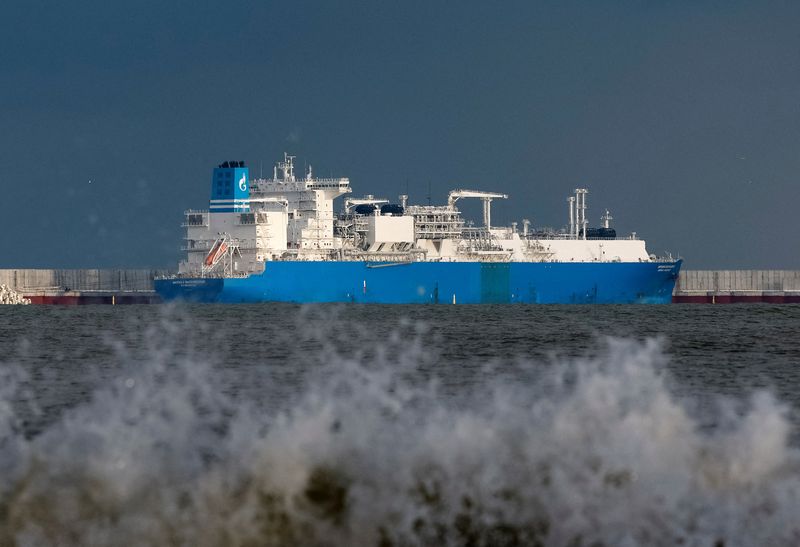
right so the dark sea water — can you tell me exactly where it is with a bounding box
[0,304,799,546]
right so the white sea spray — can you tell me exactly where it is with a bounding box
[0,312,798,546]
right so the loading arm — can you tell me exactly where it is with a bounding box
[447,189,508,229]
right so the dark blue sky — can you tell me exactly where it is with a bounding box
[2,0,798,268]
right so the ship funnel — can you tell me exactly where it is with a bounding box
[211,161,250,213]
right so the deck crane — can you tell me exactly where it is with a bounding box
[447,189,508,229]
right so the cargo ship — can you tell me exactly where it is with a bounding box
[155,154,681,304]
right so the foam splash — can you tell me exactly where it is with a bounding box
[0,314,799,546]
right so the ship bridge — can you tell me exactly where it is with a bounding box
[245,153,352,253]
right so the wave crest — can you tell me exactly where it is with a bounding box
[0,314,798,546]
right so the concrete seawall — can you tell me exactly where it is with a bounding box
[673,270,800,303]
[0,269,171,304]
[2,268,799,304]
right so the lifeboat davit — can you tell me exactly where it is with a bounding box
[204,239,228,267]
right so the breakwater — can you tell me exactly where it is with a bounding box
[0,269,169,304]
[673,270,800,303]
[0,284,30,305]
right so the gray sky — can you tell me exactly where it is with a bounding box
[2,0,798,268]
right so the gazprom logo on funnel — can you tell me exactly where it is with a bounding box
[232,167,250,211]
[209,163,250,213]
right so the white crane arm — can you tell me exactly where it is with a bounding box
[447,189,508,207]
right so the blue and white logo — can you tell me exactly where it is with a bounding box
[210,165,249,212]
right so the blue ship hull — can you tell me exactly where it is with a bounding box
[155,260,682,304]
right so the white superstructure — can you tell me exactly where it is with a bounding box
[179,154,652,276]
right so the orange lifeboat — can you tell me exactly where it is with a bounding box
[204,239,228,267]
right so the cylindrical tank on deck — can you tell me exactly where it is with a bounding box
[586,227,617,239]
[380,204,404,216]
[354,204,378,215]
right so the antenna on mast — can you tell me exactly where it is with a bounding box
[276,153,296,181]
[601,209,613,229]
